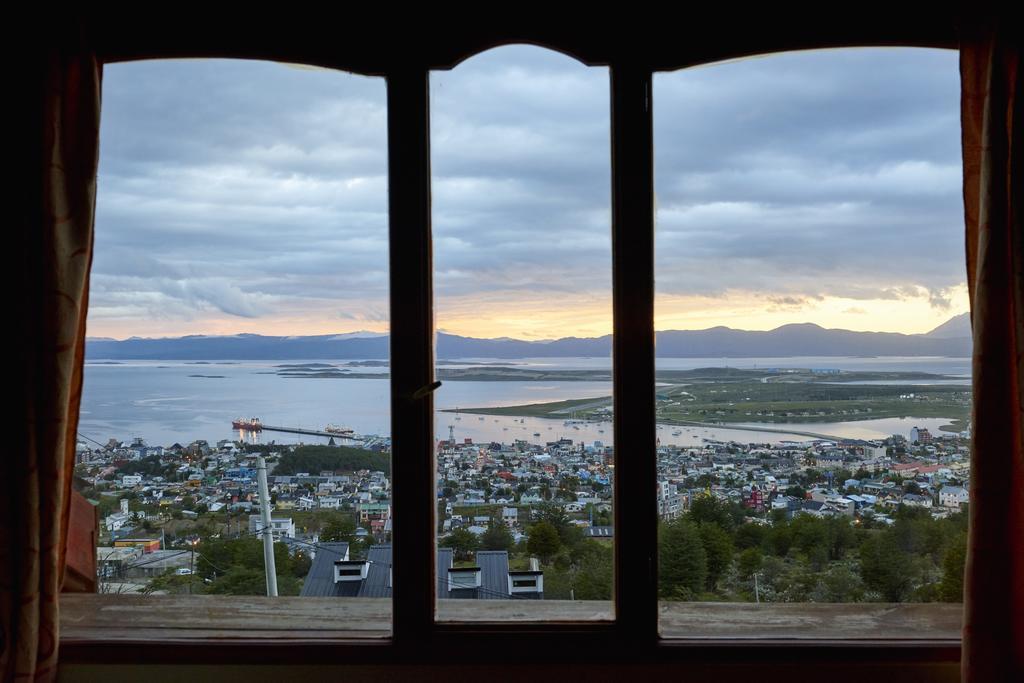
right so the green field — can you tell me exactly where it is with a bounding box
[446,367,971,428]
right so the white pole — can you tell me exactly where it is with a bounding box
[753,572,760,604]
[257,456,278,597]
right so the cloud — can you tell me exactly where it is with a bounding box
[922,286,954,310]
[337,307,389,322]
[92,47,964,338]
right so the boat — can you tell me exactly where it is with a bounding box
[232,417,262,432]
[324,424,354,435]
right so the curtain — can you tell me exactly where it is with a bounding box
[3,46,101,681]
[960,25,1023,683]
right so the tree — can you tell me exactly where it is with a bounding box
[810,565,865,602]
[784,485,807,499]
[658,518,706,600]
[320,512,357,543]
[688,495,743,532]
[737,547,763,578]
[698,522,734,591]
[206,567,267,595]
[274,445,390,476]
[572,542,613,600]
[141,570,195,596]
[533,504,583,549]
[480,520,515,552]
[938,532,966,602]
[859,532,916,601]
[526,521,561,564]
[440,528,480,561]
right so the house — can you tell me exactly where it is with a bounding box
[585,526,613,539]
[301,545,543,600]
[122,549,195,578]
[440,549,543,600]
[501,506,518,527]
[939,485,969,509]
[902,493,934,508]
[96,546,142,578]
[357,501,392,523]
[112,538,161,554]
[248,515,296,540]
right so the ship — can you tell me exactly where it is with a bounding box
[324,424,355,435]
[233,417,263,432]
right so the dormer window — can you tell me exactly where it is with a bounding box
[508,570,544,597]
[447,567,482,591]
[334,560,369,584]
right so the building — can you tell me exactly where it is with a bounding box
[939,485,969,509]
[910,426,933,444]
[300,545,543,600]
[247,515,296,540]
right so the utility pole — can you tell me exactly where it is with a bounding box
[753,572,760,604]
[257,455,278,597]
[189,537,197,594]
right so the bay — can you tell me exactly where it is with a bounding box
[79,357,969,449]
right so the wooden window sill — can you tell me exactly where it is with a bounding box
[61,594,962,643]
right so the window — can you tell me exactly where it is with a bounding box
[54,18,971,677]
[78,58,392,631]
[430,45,614,621]
[653,48,968,636]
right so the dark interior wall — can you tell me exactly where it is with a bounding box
[58,662,961,683]
[90,12,959,73]
[50,10,971,681]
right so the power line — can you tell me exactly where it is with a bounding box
[77,432,108,449]
[116,532,535,600]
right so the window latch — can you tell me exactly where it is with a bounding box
[411,380,442,400]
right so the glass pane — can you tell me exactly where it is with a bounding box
[431,46,614,622]
[75,59,391,637]
[654,48,967,639]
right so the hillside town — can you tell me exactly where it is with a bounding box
[74,421,971,602]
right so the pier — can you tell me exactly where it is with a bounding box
[233,419,360,440]
[261,424,360,440]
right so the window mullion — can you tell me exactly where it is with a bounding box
[387,68,436,644]
[610,62,658,643]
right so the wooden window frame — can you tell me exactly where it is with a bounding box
[63,15,963,669]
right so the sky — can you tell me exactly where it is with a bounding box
[92,47,966,341]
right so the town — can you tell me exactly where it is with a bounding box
[74,420,971,603]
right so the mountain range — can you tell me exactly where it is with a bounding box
[85,314,971,360]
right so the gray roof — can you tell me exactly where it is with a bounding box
[298,542,351,597]
[357,545,392,598]
[302,544,532,600]
[476,551,510,600]
[437,547,453,594]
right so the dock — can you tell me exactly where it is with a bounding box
[233,420,360,440]
[262,424,360,440]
